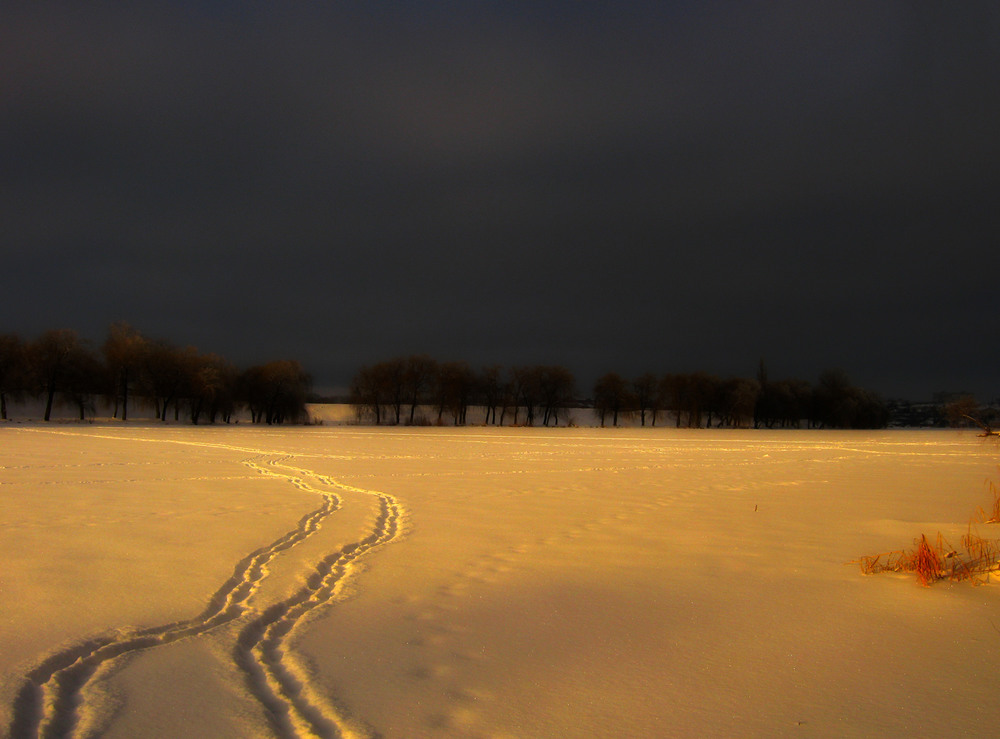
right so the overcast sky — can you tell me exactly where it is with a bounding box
[4,2,999,399]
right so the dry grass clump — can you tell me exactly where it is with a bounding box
[975,478,1000,523]
[856,530,1000,587]
[855,482,1000,587]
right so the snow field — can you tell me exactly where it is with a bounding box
[1,426,999,738]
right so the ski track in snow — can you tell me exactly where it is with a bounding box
[4,429,404,739]
[234,471,403,739]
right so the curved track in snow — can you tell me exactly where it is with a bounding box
[5,430,403,739]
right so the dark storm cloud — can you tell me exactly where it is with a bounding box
[3,2,999,398]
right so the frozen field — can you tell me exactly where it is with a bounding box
[2,425,999,738]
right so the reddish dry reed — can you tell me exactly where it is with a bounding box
[912,534,943,586]
[975,478,1000,524]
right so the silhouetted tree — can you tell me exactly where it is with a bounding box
[943,395,979,428]
[690,372,722,428]
[30,329,85,421]
[59,344,106,420]
[102,322,148,421]
[812,370,887,429]
[512,365,566,426]
[593,372,631,427]
[138,340,193,421]
[404,355,437,425]
[509,366,537,425]
[348,358,412,425]
[813,369,854,428]
[380,357,407,425]
[753,359,771,429]
[0,333,28,420]
[770,378,812,428]
[242,360,311,424]
[434,361,475,425]
[187,352,238,424]
[479,365,503,425]
[632,373,659,427]
[497,374,517,426]
[539,366,575,426]
[660,373,688,427]
[349,364,387,424]
[718,377,760,428]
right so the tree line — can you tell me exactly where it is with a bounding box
[350,356,890,429]
[350,357,577,427]
[0,324,311,424]
[594,364,888,429]
[0,327,893,428]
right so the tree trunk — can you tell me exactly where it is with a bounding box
[121,369,129,422]
[44,382,55,421]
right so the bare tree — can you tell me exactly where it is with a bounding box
[102,322,148,421]
[59,343,106,420]
[479,365,503,425]
[660,373,688,427]
[769,378,811,428]
[0,333,28,420]
[657,372,722,427]
[138,340,193,421]
[349,363,391,424]
[539,366,575,426]
[404,355,437,425]
[593,372,632,427]
[382,358,406,425]
[349,358,410,424]
[187,352,238,424]
[497,374,517,426]
[718,377,760,428]
[753,359,771,429]
[511,366,544,426]
[30,329,85,421]
[434,361,475,425]
[242,360,311,424]
[691,372,722,427]
[632,373,659,427]
[811,369,887,429]
[944,395,980,428]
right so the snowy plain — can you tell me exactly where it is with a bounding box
[2,422,999,738]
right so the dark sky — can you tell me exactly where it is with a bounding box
[4,2,999,399]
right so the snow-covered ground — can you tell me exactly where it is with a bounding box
[2,425,999,738]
